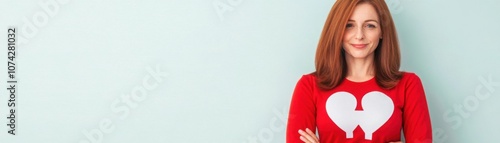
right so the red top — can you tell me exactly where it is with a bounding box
[286,72,432,143]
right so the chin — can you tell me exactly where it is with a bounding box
[350,55,370,59]
[345,50,370,59]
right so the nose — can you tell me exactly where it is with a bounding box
[355,27,364,40]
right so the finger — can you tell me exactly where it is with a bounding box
[298,129,316,143]
[305,128,319,142]
[299,136,311,143]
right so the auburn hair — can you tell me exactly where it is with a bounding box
[313,0,403,90]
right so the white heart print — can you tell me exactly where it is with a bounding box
[325,91,394,140]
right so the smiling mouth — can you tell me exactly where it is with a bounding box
[351,44,368,49]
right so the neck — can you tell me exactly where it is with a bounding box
[345,54,375,81]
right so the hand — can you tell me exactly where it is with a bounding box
[298,128,319,143]
[298,128,403,143]
[298,128,404,143]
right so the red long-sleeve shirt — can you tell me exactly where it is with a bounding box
[286,72,432,143]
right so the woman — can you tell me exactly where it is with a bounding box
[286,0,432,143]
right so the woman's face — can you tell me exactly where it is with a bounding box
[342,3,382,60]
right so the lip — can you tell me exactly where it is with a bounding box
[351,44,368,49]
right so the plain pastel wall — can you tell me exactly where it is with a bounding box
[0,0,498,142]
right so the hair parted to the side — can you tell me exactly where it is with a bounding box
[313,0,403,90]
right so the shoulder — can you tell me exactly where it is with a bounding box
[399,71,424,88]
[401,71,421,81]
[295,73,317,88]
[302,73,317,80]
[297,73,316,83]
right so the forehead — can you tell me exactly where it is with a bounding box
[349,3,379,21]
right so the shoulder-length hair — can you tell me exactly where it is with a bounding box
[314,0,403,90]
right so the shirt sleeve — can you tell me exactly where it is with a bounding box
[402,73,433,143]
[286,75,317,143]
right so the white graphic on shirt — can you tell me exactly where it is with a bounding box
[325,91,394,140]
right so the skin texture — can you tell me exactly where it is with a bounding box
[297,3,403,143]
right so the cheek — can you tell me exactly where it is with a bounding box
[343,30,354,42]
[344,30,353,41]
[366,31,381,43]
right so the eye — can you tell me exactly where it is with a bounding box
[366,24,377,28]
[346,23,354,28]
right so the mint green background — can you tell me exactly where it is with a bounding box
[0,0,498,142]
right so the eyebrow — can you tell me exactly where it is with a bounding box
[348,19,379,23]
